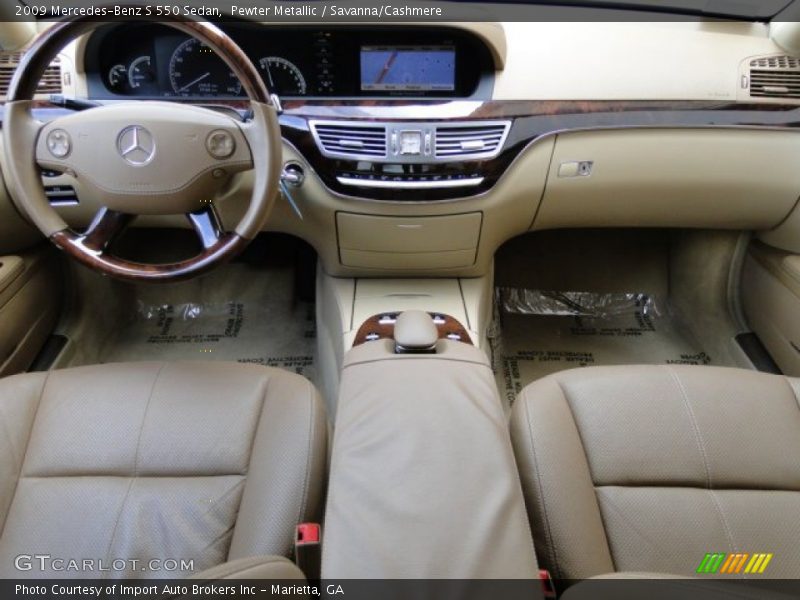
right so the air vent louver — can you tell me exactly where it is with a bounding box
[0,52,62,98]
[751,56,800,69]
[749,56,800,100]
[435,122,510,159]
[311,122,387,159]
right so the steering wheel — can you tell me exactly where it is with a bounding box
[2,16,282,282]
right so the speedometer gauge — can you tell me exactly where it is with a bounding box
[168,38,242,97]
[107,64,128,91]
[259,57,307,96]
[128,56,154,89]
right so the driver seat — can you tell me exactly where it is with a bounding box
[0,361,327,579]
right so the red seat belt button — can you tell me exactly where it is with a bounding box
[539,568,557,599]
[296,522,321,545]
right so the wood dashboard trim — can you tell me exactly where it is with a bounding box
[271,99,800,201]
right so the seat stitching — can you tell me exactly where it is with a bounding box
[522,387,561,579]
[594,487,674,563]
[784,377,800,411]
[202,522,237,554]
[227,374,271,560]
[243,376,271,476]
[103,363,165,575]
[199,477,246,519]
[132,364,165,476]
[0,410,21,475]
[295,380,317,530]
[666,366,712,489]
[555,378,617,573]
[0,371,51,537]
[666,367,738,566]
[198,490,242,556]
[708,489,738,565]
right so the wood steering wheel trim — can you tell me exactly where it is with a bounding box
[6,14,278,283]
[50,227,249,283]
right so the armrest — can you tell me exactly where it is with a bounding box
[322,338,537,578]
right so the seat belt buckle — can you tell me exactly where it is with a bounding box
[539,569,557,599]
[295,523,321,581]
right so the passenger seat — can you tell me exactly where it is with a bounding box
[510,365,800,580]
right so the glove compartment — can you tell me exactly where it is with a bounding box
[533,129,800,231]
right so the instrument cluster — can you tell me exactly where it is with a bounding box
[84,23,490,100]
[87,24,325,98]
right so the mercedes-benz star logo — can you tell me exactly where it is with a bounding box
[117,125,155,166]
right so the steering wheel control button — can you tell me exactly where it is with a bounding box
[206,130,236,159]
[117,125,155,166]
[46,129,71,159]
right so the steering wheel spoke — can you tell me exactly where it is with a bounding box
[188,205,224,250]
[2,16,279,283]
[81,208,135,253]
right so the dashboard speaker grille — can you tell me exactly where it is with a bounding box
[749,56,800,100]
[434,122,510,159]
[0,52,62,98]
[311,122,387,159]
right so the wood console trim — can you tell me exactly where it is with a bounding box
[353,312,473,348]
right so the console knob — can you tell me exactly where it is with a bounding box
[394,310,438,354]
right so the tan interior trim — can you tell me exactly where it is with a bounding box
[0,4,37,52]
[495,22,790,102]
[0,256,23,297]
[770,22,800,55]
[749,242,800,300]
[534,128,800,231]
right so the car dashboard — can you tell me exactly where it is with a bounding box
[7,19,800,279]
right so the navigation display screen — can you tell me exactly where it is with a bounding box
[360,46,456,92]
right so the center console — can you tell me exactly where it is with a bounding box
[321,312,537,578]
[314,270,495,410]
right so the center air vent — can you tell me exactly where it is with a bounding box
[310,122,387,160]
[434,122,511,159]
[310,119,511,164]
[0,52,62,98]
[748,55,800,100]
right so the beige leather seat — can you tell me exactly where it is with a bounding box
[0,361,327,579]
[510,365,800,580]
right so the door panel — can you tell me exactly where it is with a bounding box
[742,243,800,376]
[0,249,62,376]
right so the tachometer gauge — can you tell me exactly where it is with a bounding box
[128,56,154,89]
[259,57,307,96]
[169,38,242,97]
[107,64,128,91]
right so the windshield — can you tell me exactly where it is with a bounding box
[459,0,795,20]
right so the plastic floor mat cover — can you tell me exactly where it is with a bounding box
[94,264,317,383]
[492,288,713,409]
